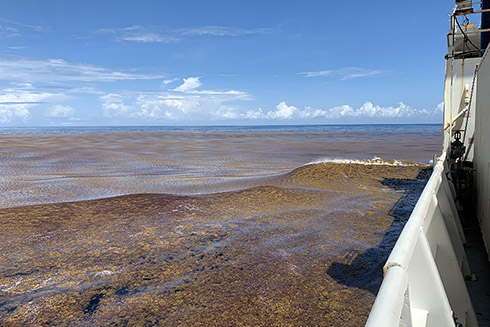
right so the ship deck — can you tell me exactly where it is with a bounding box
[464,213,490,327]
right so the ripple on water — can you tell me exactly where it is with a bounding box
[0,162,431,326]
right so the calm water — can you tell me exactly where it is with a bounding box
[0,124,440,135]
[0,124,441,208]
[0,125,441,326]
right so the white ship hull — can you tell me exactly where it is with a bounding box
[367,3,490,326]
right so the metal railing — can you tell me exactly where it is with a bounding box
[365,153,478,326]
[447,4,490,58]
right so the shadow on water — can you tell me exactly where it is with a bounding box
[327,167,432,294]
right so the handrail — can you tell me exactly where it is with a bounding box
[366,266,408,326]
[447,4,488,58]
[381,158,445,274]
[366,152,477,326]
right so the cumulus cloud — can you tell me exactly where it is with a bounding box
[308,101,436,119]
[299,67,388,80]
[212,101,442,121]
[213,102,300,120]
[0,89,60,123]
[212,106,240,119]
[101,93,133,117]
[134,95,199,117]
[263,101,297,119]
[47,105,75,118]
[172,77,202,92]
[0,105,30,123]
[106,94,437,123]
[99,77,250,121]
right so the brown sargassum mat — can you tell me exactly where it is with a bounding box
[0,162,431,326]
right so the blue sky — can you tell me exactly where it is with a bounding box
[0,0,452,126]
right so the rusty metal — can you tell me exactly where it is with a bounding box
[455,8,475,16]
[470,8,490,14]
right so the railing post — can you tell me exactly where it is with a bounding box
[365,153,478,326]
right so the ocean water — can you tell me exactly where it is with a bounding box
[0,124,440,135]
[0,125,441,326]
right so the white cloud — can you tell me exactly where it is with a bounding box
[0,57,165,83]
[119,26,177,43]
[212,101,442,121]
[98,77,250,121]
[47,105,75,118]
[172,77,202,92]
[131,103,164,119]
[212,106,239,119]
[98,25,273,43]
[0,18,47,33]
[212,102,298,120]
[238,102,298,120]
[314,105,354,118]
[101,93,133,117]
[0,25,20,38]
[128,96,190,120]
[0,18,47,39]
[300,67,388,80]
[122,33,163,42]
[243,107,264,120]
[436,101,444,113]
[192,90,245,96]
[0,89,60,123]
[98,25,179,43]
[11,82,34,89]
[121,32,172,43]
[352,101,434,118]
[134,95,199,117]
[169,77,249,100]
[0,105,30,123]
[180,26,273,37]
[161,78,178,86]
[308,101,435,119]
[267,101,297,119]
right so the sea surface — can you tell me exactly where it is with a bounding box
[0,124,441,326]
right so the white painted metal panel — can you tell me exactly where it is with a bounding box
[366,155,477,327]
[474,46,490,257]
[443,57,480,161]
[365,266,408,327]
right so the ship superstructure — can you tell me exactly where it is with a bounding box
[366,1,490,326]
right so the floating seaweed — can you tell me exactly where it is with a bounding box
[0,162,430,326]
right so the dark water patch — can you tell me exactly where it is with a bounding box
[84,293,104,315]
[115,286,129,296]
[4,306,16,313]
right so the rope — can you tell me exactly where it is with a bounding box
[462,65,479,146]
[455,16,481,56]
